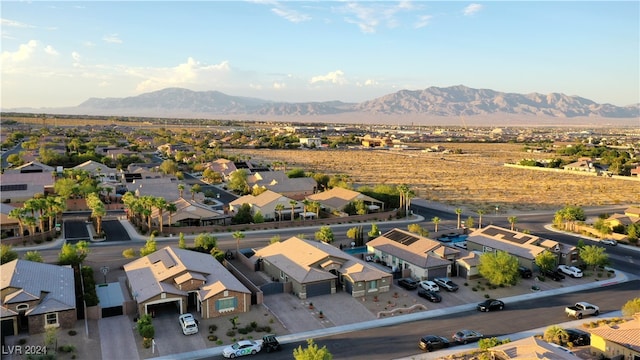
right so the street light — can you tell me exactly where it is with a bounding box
[495,206,499,216]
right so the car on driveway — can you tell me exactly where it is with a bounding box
[419,280,439,292]
[566,328,590,346]
[558,265,583,278]
[398,278,419,290]
[600,239,617,246]
[477,299,505,312]
[452,329,484,344]
[518,266,533,278]
[418,335,450,352]
[543,269,566,281]
[433,277,459,292]
[418,289,442,302]
[179,313,198,335]
[222,340,262,358]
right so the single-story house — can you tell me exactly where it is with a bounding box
[124,247,251,319]
[151,197,229,227]
[488,336,581,359]
[466,225,579,270]
[366,228,456,280]
[250,237,392,299]
[1,260,76,335]
[0,172,54,204]
[586,313,640,360]
[229,190,299,221]
[247,171,317,200]
[306,187,384,213]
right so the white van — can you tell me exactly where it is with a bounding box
[179,313,198,335]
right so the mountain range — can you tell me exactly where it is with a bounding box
[8,85,639,125]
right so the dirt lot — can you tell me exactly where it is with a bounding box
[228,145,640,212]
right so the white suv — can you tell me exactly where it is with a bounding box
[419,280,440,292]
[179,313,198,335]
[558,265,583,278]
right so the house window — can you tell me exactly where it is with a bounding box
[16,304,29,311]
[369,280,377,290]
[280,270,285,280]
[45,313,58,327]
[216,297,237,313]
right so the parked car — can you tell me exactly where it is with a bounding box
[566,328,590,346]
[558,265,583,278]
[600,239,617,246]
[452,329,484,344]
[418,335,450,352]
[398,278,419,290]
[518,266,533,278]
[433,277,459,292]
[222,340,263,358]
[179,313,198,335]
[477,299,505,312]
[565,302,599,319]
[419,280,440,292]
[543,269,566,281]
[418,289,442,303]
[261,334,281,353]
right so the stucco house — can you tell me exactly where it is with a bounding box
[250,237,392,299]
[124,247,251,319]
[229,190,299,221]
[1,260,76,336]
[366,228,456,280]
[306,187,384,213]
[247,171,318,200]
[489,336,581,359]
[466,225,579,270]
[586,313,640,360]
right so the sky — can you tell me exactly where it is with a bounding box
[1,1,639,109]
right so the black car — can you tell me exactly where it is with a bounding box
[543,269,566,281]
[418,289,442,303]
[452,329,484,344]
[477,299,505,312]
[397,278,419,290]
[566,328,590,346]
[518,266,533,278]
[418,335,450,352]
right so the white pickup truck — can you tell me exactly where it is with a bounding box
[565,302,599,319]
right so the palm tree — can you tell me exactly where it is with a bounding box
[177,183,185,198]
[154,197,167,233]
[121,192,136,220]
[166,202,177,228]
[508,216,518,231]
[46,196,66,231]
[289,200,297,221]
[190,183,201,200]
[455,208,462,229]
[232,231,245,254]
[275,203,285,222]
[8,208,27,237]
[477,209,486,229]
[432,216,441,232]
[312,201,321,218]
[23,216,37,236]
[25,198,46,237]
[302,199,311,223]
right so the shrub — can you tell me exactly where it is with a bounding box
[226,330,236,337]
[208,335,218,341]
[143,338,152,348]
[216,340,223,345]
[18,338,27,345]
[250,321,258,328]
[58,345,76,353]
[238,328,249,335]
[484,294,491,298]
[209,324,217,332]
[68,330,77,336]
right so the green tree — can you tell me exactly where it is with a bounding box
[190,183,202,200]
[431,216,441,232]
[194,233,217,252]
[535,250,558,273]
[455,208,462,229]
[122,248,136,258]
[293,339,333,360]
[315,226,334,243]
[178,232,186,249]
[159,159,178,175]
[140,235,157,257]
[407,223,429,237]
[58,241,89,266]
[270,235,281,244]
[166,202,177,227]
[368,223,380,239]
[228,169,249,194]
[253,211,265,223]
[232,231,245,253]
[478,337,510,350]
[8,207,27,237]
[465,216,475,230]
[177,183,185,198]
[86,193,106,236]
[507,216,518,231]
[543,325,569,345]
[579,245,609,270]
[478,251,519,286]
[476,209,485,229]
[287,168,306,178]
[289,200,298,221]
[621,298,640,317]
[23,251,43,262]
[232,203,253,224]
[1,244,18,264]
[275,203,285,222]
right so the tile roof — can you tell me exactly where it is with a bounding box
[367,229,452,268]
[1,260,76,315]
[251,237,390,284]
[467,226,553,260]
[124,247,250,303]
[306,187,383,209]
[587,315,640,352]
[490,336,581,359]
[229,190,296,209]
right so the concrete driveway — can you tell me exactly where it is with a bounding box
[152,310,206,357]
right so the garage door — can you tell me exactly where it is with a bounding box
[1,319,15,344]
[458,265,468,279]
[306,281,331,298]
[427,267,448,279]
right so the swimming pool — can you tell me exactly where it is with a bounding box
[437,234,468,243]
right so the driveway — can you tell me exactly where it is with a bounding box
[99,316,139,360]
[152,309,206,357]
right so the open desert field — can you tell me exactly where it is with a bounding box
[229,144,640,213]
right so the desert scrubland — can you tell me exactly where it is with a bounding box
[230,144,640,212]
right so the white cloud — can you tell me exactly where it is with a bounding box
[414,15,432,28]
[463,4,483,16]
[71,51,81,62]
[363,79,378,86]
[103,34,123,44]
[83,41,96,47]
[272,81,286,89]
[1,18,35,28]
[133,57,232,93]
[271,6,311,23]
[44,45,59,56]
[310,70,347,85]
[335,1,420,34]
[1,40,38,63]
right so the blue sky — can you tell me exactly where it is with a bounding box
[1,1,638,109]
